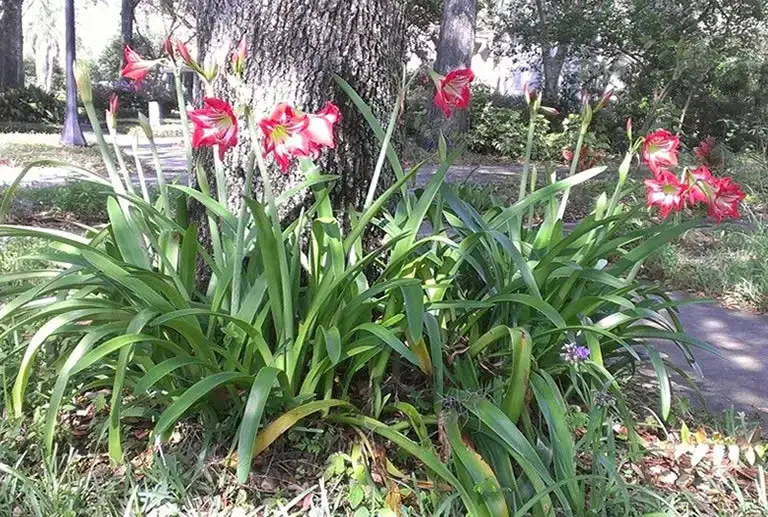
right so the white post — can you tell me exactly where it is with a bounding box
[148,101,162,129]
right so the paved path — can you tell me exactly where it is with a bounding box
[656,300,768,417]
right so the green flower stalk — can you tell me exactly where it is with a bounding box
[557,101,593,220]
[137,113,171,217]
[518,90,541,202]
[74,61,124,196]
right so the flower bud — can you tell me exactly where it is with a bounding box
[162,37,174,59]
[231,37,247,78]
[596,89,613,111]
[625,118,633,141]
[539,106,558,116]
[175,40,194,68]
[74,60,92,104]
[137,113,154,140]
[524,83,536,104]
[106,94,119,131]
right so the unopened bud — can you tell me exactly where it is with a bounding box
[626,118,633,141]
[137,113,154,140]
[581,89,589,108]
[539,106,559,116]
[74,60,92,104]
[596,89,613,111]
[162,37,174,59]
[175,40,195,68]
[231,37,247,78]
[106,94,119,131]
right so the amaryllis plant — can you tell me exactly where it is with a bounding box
[1,37,734,517]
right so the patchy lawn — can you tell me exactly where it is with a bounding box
[0,132,104,170]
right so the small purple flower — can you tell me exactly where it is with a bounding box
[561,343,590,364]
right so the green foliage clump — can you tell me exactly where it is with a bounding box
[0,86,63,124]
[0,50,739,516]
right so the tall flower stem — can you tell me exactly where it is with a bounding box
[173,69,194,185]
[251,119,295,347]
[140,120,171,218]
[107,125,135,195]
[81,101,123,194]
[518,99,539,202]
[231,111,258,315]
[557,116,591,220]
[364,68,408,211]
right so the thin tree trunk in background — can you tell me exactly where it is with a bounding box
[120,0,136,64]
[0,0,25,90]
[61,0,85,146]
[533,0,567,105]
[540,43,567,105]
[196,0,407,215]
[425,0,477,147]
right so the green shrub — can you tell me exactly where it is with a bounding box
[467,85,554,159]
[0,86,63,124]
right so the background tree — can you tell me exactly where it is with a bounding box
[196,0,407,212]
[24,0,61,91]
[426,0,477,143]
[121,0,141,52]
[0,0,25,89]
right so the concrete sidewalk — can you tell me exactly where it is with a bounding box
[657,300,768,416]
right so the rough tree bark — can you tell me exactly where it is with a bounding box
[196,0,407,214]
[0,0,24,90]
[535,0,565,105]
[426,0,477,145]
[540,44,567,105]
[121,0,137,50]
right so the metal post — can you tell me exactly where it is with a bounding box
[61,0,86,146]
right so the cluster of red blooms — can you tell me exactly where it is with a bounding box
[119,39,473,171]
[642,129,745,222]
[562,146,605,170]
[692,135,725,168]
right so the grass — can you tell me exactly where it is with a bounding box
[0,182,111,226]
[0,132,104,170]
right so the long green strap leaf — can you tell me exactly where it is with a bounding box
[236,366,281,482]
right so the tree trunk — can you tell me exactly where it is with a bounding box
[196,0,407,215]
[426,0,477,146]
[540,44,567,105]
[534,0,565,105]
[120,0,136,63]
[0,0,24,90]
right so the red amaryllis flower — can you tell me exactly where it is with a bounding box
[707,177,745,222]
[685,165,714,205]
[175,40,195,67]
[645,170,687,219]
[188,97,238,160]
[231,37,247,77]
[641,129,680,175]
[433,68,474,118]
[259,103,312,173]
[121,46,157,86]
[694,136,716,162]
[305,102,341,155]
